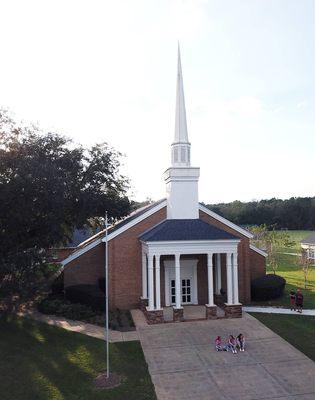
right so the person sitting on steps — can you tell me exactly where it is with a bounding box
[215,336,224,351]
[227,335,237,354]
[237,333,245,352]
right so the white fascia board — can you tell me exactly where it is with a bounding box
[101,200,167,242]
[249,244,268,258]
[62,200,167,266]
[199,204,253,239]
[142,239,240,256]
[61,238,103,266]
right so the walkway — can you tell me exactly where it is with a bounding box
[17,309,139,342]
[243,306,315,316]
[134,311,315,400]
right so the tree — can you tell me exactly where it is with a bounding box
[251,225,294,274]
[0,109,131,295]
[297,249,313,289]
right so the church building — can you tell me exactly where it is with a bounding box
[62,48,267,323]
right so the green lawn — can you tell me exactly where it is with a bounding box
[276,229,311,253]
[0,316,156,400]
[250,230,315,309]
[251,313,315,362]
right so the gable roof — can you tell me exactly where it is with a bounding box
[250,244,268,258]
[61,200,254,266]
[301,232,315,245]
[139,219,238,242]
[61,199,166,266]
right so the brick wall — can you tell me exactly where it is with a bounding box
[64,206,265,309]
[249,248,266,281]
[64,207,167,310]
[199,209,252,303]
[64,243,105,288]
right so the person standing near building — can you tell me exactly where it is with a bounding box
[295,288,304,313]
[289,290,296,311]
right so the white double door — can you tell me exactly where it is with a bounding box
[164,259,198,306]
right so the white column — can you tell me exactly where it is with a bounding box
[232,252,239,304]
[148,253,154,310]
[215,253,222,295]
[207,253,214,306]
[142,251,147,298]
[226,253,233,305]
[155,254,161,309]
[175,253,181,309]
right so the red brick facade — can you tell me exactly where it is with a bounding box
[63,206,266,309]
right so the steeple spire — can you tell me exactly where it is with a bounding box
[164,45,200,219]
[171,44,191,167]
[174,43,189,144]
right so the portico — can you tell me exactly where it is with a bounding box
[140,236,242,323]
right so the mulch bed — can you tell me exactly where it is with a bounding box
[94,372,123,390]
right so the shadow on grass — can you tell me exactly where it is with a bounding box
[0,315,156,400]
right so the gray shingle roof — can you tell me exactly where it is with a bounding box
[301,232,315,244]
[139,219,238,242]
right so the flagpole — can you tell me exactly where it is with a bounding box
[105,211,109,378]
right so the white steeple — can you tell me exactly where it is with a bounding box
[164,45,200,219]
[172,44,191,167]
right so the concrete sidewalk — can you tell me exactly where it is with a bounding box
[136,312,315,400]
[243,306,315,316]
[17,309,139,342]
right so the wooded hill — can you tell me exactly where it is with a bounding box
[205,197,315,230]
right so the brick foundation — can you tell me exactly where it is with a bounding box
[205,304,217,319]
[145,308,164,324]
[223,303,242,318]
[173,307,184,322]
[139,297,148,312]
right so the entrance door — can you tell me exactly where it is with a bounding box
[170,278,192,305]
[164,260,198,306]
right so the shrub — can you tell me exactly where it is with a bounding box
[65,284,105,311]
[38,296,95,320]
[251,274,286,301]
[51,272,64,295]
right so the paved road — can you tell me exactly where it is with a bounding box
[137,312,315,400]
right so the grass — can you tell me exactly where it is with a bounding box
[276,230,311,253]
[249,230,315,309]
[0,315,156,400]
[251,313,315,362]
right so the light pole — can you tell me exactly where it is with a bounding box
[105,211,109,379]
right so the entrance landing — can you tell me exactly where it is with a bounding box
[163,305,225,322]
[137,312,315,400]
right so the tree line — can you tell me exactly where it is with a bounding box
[205,198,315,230]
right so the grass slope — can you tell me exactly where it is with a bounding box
[0,316,156,400]
[251,313,315,362]
[250,230,315,308]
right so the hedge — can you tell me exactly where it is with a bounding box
[65,284,105,311]
[251,274,286,301]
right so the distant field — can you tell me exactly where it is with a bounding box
[249,230,315,309]
[276,230,311,252]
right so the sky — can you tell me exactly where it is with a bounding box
[0,0,314,204]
